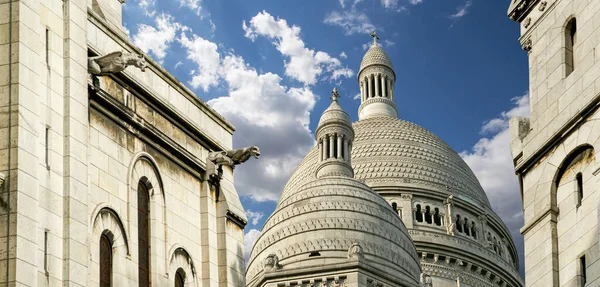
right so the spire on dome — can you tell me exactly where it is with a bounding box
[315,88,354,179]
[357,32,398,120]
[370,31,379,46]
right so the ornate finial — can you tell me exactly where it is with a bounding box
[370,31,379,45]
[331,88,340,102]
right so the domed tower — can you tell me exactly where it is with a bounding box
[280,34,524,287]
[357,31,398,120]
[246,89,422,287]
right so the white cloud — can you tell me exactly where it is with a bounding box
[208,54,317,202]
[384,39,395,47]
[451,0,473,19]
[132,14,183,62]
[245,210,264,226]
[139,0,156,17]
[324,10,376,36]
[178,32,221,91]
[460,93,529,270]
[180,0,201,15]
[244,229,261,262]
[353,93,361,100]
[409,0,423,4]
[174,61,183,69]
[340,51,348,59]
[381,0,399,9]
[244,11,354,85]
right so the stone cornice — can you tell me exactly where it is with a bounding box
[87,9,235,134]
[89,83,206,179]
[225,210,247,228]
[507,0,539,22]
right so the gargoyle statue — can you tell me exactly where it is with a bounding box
[88,51,147,76]
[206,146,260,185]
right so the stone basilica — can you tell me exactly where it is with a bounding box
[246,36,524,287]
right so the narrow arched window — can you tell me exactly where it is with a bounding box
[138,181,151,287]
[391,202,398,215]
[99,233,112,287]
[425,206,432,224]
[175,268,186,287]
[434,208,441,226]
[456,215,463,233]
[566,18,577,77]
[415,205,423,222]
[576,172,583,208]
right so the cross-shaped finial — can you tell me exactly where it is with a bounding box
[331,88,340,102]
[370,31,379,45]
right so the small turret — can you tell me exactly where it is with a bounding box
[315,88,355,178]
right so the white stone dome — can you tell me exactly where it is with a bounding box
[360,44,394,71]
[246,176,422,287]
[283,117,491,208]
[317,100,351,128]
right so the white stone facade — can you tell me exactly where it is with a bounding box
[0,0,247,286]
[508,0,600,287]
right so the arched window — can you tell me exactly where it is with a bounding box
[415,205,423,222]
[391,202,398,215]
[464,218,470,236]
[456,215,463,233]
[425,206,432,224]
[565,18,577,77]
[576,172,583,208]
[138,181,151,287]
[99,233,112,287]
[433,208,441,226]
[175,268,186,287]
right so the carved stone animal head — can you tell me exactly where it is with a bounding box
[263,254,278,271]
[126,54,147,72]
[248,146,261,158]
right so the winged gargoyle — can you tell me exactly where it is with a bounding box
[206,146,260,185]
[88,51,147,76]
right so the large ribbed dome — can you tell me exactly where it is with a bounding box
[360,44,393,71]
[246,177,422,287]
[282,117,491,208]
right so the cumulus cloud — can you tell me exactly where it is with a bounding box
[245,210,265,226]
[180,0,201,15]
[244,229,261,262]
[208,54,317,202]
[324,9,376,36]
[460,93,530,271]
[178,32,221,91]
[381,0,399,9]
[340,51,348,59]
[409,0,423,4]
[244,11,354,85]
[451,0,473,19]
[132,13,184,62]
[139,0,156,17]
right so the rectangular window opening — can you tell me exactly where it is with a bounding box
[580,255,587,287]
[45,28,50,66]
[44,230,49,276]
[45,126,50,170]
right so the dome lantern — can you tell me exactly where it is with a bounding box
[357,31,398,120]
[315,88,354,179]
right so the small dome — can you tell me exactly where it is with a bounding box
[360,44,393,71]
[245,177,422,287]
[317,100,351,128]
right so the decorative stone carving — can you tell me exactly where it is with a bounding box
[263,254,279,272]
[88,51,147,76]
[522,38,532,52]
[0,172,5,187]
[523,17,531,28]
[347,243,364,261]
[420,274,433,287]
[444,195,455,235]
[539,1,547,11]
[206,146,260,185]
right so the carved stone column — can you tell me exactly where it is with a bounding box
[329,134,335,159]
[381,75,387,98]
[389,78,394,100]
[337,135,343,159]
[323,135,329,160]
[360,81,365,101]
[318,141,323,162]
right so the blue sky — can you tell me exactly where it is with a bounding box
[123,0,529,275]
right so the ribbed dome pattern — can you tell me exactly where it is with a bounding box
[317,100,351,127]
[282,117,491,208]
[360,44,393,71]
[246,177,421,286]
